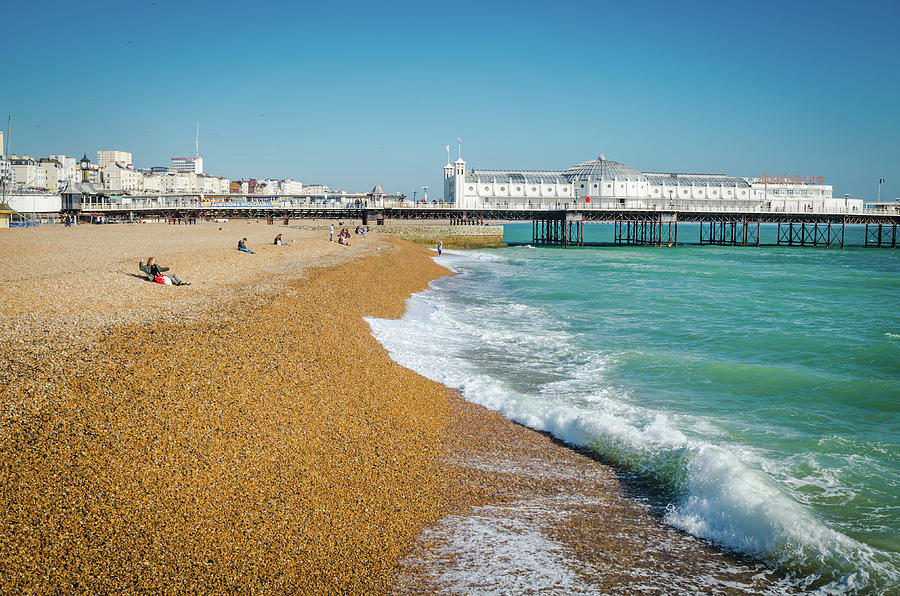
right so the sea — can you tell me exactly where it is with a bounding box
[368,223,899,594]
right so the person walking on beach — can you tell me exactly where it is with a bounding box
[238,238,254,254]
[140,257,190,286]
[329,224,334,242]
[437,241,443,256]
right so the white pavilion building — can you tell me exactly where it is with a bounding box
[444,154,860,213]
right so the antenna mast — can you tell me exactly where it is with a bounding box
[195,122,200,157]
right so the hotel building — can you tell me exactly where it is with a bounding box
[171,156,204,174]
[98,150,133,168]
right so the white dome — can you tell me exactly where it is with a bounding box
[563,155,646,183]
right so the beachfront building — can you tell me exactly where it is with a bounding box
[142,173,161,194]
[0,132,8,185]
[49,155,78,184]
[280,179,303,194]
[197,174,230,195]
[102,163,144,192]
[303,184,328,195]
[98,150,133,168]
[171,156,203,174]
[444,154,859,213]
[9,156,47,189]
[38,158,64,190]
[159,171,197,194]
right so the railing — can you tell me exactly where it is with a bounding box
[66,195,897,217]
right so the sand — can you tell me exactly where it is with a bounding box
[0,222,780,593]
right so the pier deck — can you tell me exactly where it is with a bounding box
[74,202,900,248]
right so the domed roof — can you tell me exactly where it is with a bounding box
[563,154,646,182]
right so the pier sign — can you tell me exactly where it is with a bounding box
[758,175,824,184]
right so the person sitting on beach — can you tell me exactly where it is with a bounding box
[139,257,190,286]
[338,234,351,246]
[238,238,254,254]
[274,233,289,246]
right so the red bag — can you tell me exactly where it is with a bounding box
[154,275,166,284]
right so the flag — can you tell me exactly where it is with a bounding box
[458,137,461,144]
[445,145,450,152]
[880,178,886,184]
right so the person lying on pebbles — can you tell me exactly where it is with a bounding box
[139,257,191,286]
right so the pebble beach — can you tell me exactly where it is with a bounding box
[1,221,779,593]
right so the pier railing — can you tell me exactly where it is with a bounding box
[76,197,887,216]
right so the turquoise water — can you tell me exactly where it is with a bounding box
[369,223,899,593]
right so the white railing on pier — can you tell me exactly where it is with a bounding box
[77,198,878,216]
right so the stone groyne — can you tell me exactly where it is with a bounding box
[376,224,504,249]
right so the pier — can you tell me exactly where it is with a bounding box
[70,196,900,248]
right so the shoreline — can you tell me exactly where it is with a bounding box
[2,223,779,592]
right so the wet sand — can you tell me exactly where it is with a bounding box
[0,222,781,593]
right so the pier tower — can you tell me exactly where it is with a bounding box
[444,157,466,207]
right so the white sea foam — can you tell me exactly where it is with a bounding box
[367,250,900,593]
[399,498,596,594]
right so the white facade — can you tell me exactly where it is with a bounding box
[197,174,230,194]
[102,163,144,192]
[142,173,162,193]
[10,156,47,189]
[159,171,198,194]
[6,191,62,215]
[39,160,62,190]
[258,178,280,195]
[303,184,328,195]
[0,132,6,186]
[446,154,854,213]
[50,155,78,184]
[748,180,860,212]
[98,150,133,168]
[280,178,303,194]
[171,156,203,174]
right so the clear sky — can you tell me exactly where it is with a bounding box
[2,0,898,201]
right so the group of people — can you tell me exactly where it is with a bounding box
[141,224,387,289]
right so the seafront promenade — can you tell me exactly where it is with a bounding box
[0,223,787,592]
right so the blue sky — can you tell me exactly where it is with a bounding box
[2,0,898,201]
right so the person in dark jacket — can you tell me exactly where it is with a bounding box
[238,238,254,253]
[139,257,189,285]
